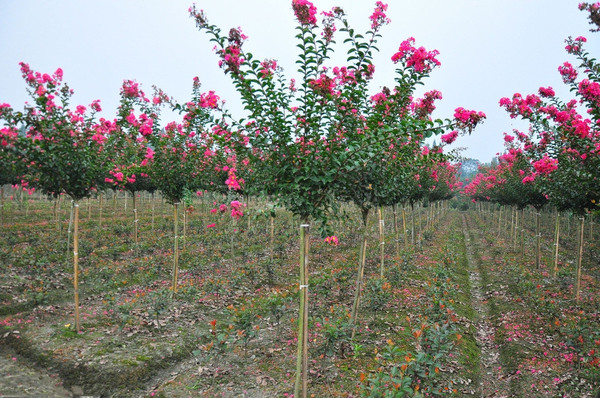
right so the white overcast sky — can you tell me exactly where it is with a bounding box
[1,0,597,163]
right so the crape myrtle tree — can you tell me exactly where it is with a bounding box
[122,77,238,294]
[0,63,113,332]
[499,30,600,300]
[104,79,162,246]
[190,1,485,395]
[0,124,22,226]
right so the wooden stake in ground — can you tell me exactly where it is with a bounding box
[1,186,4,227]
[410,203,416,245]
[402,206,408,249]
[171,203,180,295]
[392,203,399,258]
[553,212,560,277]
[351,208,370,337]
[98,193,103,228]
[151,192,155,231]
[66,201,74,259]
[378,207,385,279]
[73,202,81,332]
[575,216,585,301]
[269,213,275,261]
[294,223,310,398]
[535,210,541,269]
[133,193,139,249]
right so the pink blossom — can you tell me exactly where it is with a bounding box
[532,156,558,175]
[324,235,339,246]
[292,0,317,26]
[369,2,390,30]
[391,37,441,73]
[441,130,458,144]
[558,62,578,83]
[538,86,555,97]
[207,223,216,228]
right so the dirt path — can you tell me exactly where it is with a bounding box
[0,348,72,397]
[462,214,510,398]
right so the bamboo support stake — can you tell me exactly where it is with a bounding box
[392,203,399,258]
[0,186,4,227]
[553,212,560,277]
[269,214,275,261]
[294,223,310,398]
[66,200,74,258]
[378,207,385,279]
[99,193,103,227]
[171,203,180,295]
[513,208,519,251]
[133,193,138,248]
[418,205,423,248]
[73,202,81,332]
[182,207,187,253]
[411,204,416,245]
[351,209,369,337]
[520,208,525,258]
[575,216,585,301]
[402,207,408,249]
[151,193,155,231]
[535,211,541,270]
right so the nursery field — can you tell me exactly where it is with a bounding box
[0,193,599,397]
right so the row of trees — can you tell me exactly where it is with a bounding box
[464,5,600,301]
[1,1,487,396]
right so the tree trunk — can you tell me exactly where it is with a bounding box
[535,210,541,269]
[1,186,4,227]
[294,223,310,398]
[133,192,138,248]
[99,193,103,228]
[411,203,416,245]
[575,216,585,301]
[553,212,560,277]
[392,203,399,258]
[351,208,370,337]
[151,192,155,231]
[73,201,81,332]
[402,206,408,249]
[171,203,180,294]
[378,207,385,279]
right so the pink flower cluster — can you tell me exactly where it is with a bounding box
[532,155,559,175]
[308,74,336,97]
[558,62,578,83]
[369,2,390,30]
[565,36,587,55]
[292,0,317,26]
[538,86,555,98]
[411,89,442,118]
[578,79,600,106]
[391,37,441,73]
[230,200,244,220]
[324,235,339,246]
[1,127,17,147]
[453,107,486,129]
[199,90,220,108]
[122,80,142,98]
[441,130,458,144]
[219,45,244,74]
[259,59,278,79]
